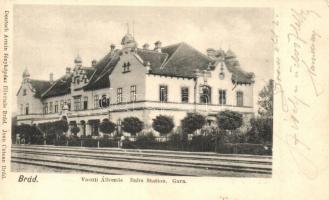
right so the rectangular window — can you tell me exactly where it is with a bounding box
[25,103,29,115]
[159,85,168,102]
[54,101,59,113]
[67,99,71,111]
[49,102,53,113]
[60,100,64,111]
[130,85,136,102]
[236,91,243,106]
[83,96,88,110]
[181,87,189,103]
[23,89,27,96]
[20,104,23,115]
[117,88,123,103]
[73,97,81,111]
[94,95,99,108]
[123,62,131,73]
[44,103,48,114]
[219,90,226,105]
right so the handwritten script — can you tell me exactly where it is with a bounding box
[273,9,323,179]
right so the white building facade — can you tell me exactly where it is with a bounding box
[16,33,255,136]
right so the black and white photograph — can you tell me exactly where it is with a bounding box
[11,5,274,177]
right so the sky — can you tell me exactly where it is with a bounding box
[12,5,273,112]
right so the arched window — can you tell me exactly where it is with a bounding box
[200,85,211,104]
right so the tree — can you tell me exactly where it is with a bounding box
[247,117,273,144]
[152,115,174,136]
[258,79,273,118]
[15,124,44,144]
[216,110,243,131]
[122,117,144,136]
[70,126,80,136]
[181,113,206,134]
[99,118,116,134]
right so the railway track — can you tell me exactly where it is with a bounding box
[11,144,272,177]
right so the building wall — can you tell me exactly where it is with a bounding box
[145,75,195,103]
[110,51,147,104]
[16,81,44,115]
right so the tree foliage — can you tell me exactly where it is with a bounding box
[122,117,144,136]
[216,110,243,131]
[247,117,273,144]
[258,79,273,118]
[15,124,44,144]
[181,113,206,134]
[38,119,69,135]
[99,118,116,134]
[70,126,80,135]
[152,115,175,135]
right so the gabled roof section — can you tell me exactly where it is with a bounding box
[149,42,212,78]
[41,75,72,98]
[136,49,168,69]
[29,80,52,98]
[224,50,255,84]
[83,50,121,90]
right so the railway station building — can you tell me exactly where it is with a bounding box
[16,33,255,136]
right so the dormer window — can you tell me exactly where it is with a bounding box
[123,62,131,73]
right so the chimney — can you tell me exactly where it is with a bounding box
[66,67,71,76]
[154,41,162,52]
[145,61,151,73]
[91,60,97,67]
[143,43,150,50]
[206,48,216,58]
[110,44,115,51]
[49,73,54,83]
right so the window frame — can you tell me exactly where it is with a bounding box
[181,87,189,103]
[130,85,137,102]
[117,88,123,103]
[159,85,168,102]
[200,85,212,104]
[219,89,227,105]
[94,95,99,109]
[236,91,244,106]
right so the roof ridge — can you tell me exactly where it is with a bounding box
[160,42,185,70]
[41,74,68,98]
[93,53,120,83]
[161,42,182,49]
[137,48,168,55]
[181,42,212,62]
[30,79,50,83]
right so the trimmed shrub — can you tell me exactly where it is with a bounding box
[216,110,243,131]
[70,126,80,136]
[152,115,174,136]
[99,118,116,134]
[122,117,144,136]
[181,113,206,134]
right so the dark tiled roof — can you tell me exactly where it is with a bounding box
[83,51,121,90]
[29,80,52,98]
[136,49,168,69]
[41,75,72,98]
[152,42,211,77]
[37,41,253,99]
